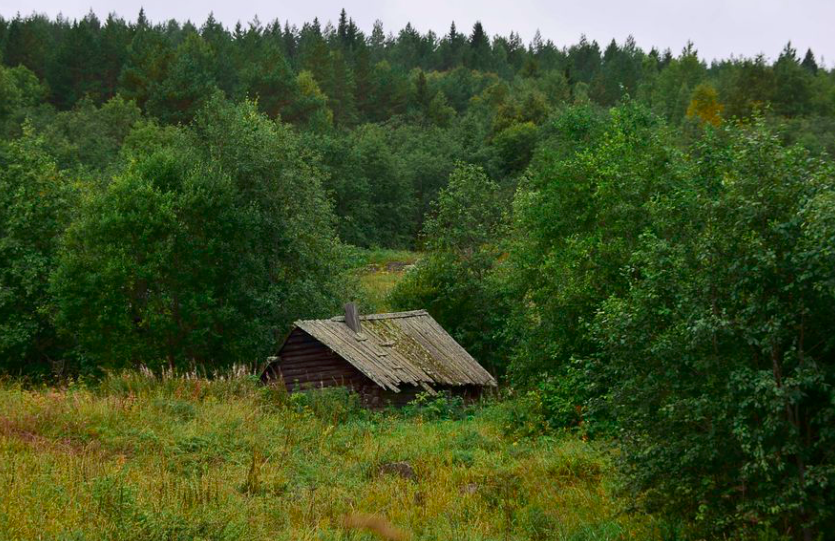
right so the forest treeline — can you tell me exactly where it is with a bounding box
[2,9,835,539]
[1,10,834,243]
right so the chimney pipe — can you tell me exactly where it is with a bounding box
[344,302,361,333]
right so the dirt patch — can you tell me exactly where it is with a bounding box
[0,415,100,457]
[385,261,409,272]
[362,261,414,274]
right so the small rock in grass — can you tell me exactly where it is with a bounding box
[378,461,416,481]
[460,483,479,495]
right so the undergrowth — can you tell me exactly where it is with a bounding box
[0,371,661,540]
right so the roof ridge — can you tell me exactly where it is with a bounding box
[323,309,429,323]
[295,310,429,326]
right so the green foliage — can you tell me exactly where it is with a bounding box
[426,90,456,127]
[390,163,509,373]
[402,391,466,421]
[51,99,348,372]
[52,148,258,371]
[284,70,333,130]
[505,101,677,384]
[0,128,74,375]
[592,120,835,538]
[306,124,415,248]
[422,162,505,253]
[772,42,814,117]
[46,14,103,109]
[0,63,48,137]
[650,43,706,123]
[288,387,364,424]
[32,95,142,172]
[716,55,775,120]
[237,39,296,118]
[489,389,550,439]
[147,33,220,124]
[491,121,540,177]
[591,37,643,106]
[2,11,835,537]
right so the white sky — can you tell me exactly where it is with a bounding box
[2,0,833,65]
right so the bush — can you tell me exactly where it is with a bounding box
[487,390,550,439]
[402,391,466,421]
[288,387,364,424]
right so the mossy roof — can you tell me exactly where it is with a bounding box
[292,310,496,393]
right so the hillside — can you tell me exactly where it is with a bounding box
[0,373,658,540]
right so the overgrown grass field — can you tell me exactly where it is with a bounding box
[0,373,659,540]
[351,248,421,312]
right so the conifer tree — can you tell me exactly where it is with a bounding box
[98,14,133,100]
[774,41,812,116]
[440,22,465,70]
[801,48,819,75]
[368,20,386,62]
[118,10,174,109]
[337,9,349,47]
[567,35,601,85]
[48,13,102,109]
[200,13,237,97]
[3,15,54,78]
[467,21,491,71]
[146,33,219,124]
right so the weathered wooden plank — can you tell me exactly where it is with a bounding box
[280,365,358,376]
[281,351,342,364]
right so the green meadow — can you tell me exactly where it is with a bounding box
[0,372,658,541]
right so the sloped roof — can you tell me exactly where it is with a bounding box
[290,310,496,393]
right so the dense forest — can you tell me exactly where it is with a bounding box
[1,8,835,539]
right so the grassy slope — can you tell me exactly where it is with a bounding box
[0,374,658,541]
[352,248,421,313]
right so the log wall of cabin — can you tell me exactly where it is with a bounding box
[270,328,374,393]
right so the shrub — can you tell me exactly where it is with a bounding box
[402,391,466,421]
[288,387,364,424]
[487,391,550,439]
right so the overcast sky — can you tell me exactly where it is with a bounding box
[3,0,833,65]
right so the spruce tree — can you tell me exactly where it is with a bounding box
[801,48,819,75]
[467,21,491,71]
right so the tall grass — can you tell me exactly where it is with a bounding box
[346,247,421,269]
[0,371,660,540]
[348,247,421,313]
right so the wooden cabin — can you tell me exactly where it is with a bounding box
[261,304,496,406]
